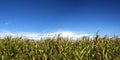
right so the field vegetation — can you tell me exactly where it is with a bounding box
[0,34,120,60]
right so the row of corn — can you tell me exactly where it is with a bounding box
[0,35,120,60]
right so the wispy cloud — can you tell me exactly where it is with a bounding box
[0,30,89,40]
[4,22,11,25]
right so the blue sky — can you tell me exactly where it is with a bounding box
[0,0,120,36]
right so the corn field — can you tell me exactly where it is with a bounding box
[0,35,120,60]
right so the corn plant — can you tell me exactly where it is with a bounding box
[0,35,120,60]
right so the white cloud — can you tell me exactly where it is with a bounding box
[0,30,89,40]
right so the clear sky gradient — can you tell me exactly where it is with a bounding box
[0,0,120,36]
